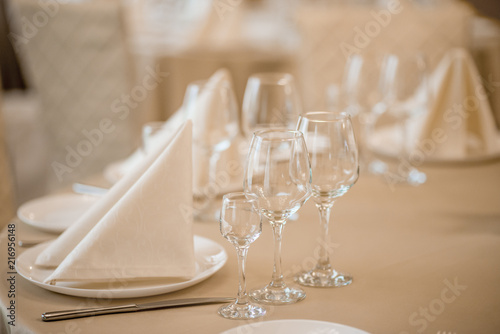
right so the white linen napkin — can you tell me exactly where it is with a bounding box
[36,121,195,284]
[416,48,500,159]
[370,48,500,161]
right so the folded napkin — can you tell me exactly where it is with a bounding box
[370,48,500,161]
[36,121,195,284]
[416,48,500,159]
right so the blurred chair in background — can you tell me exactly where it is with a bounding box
[11,0,141,192]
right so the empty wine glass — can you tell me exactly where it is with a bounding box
[242,73,301,139]
[340,53,387,175]
[182,74,240,220]
[244,129,311,304]
[294,111,359,287]
[218,192,266,320]
[378,53,429,185]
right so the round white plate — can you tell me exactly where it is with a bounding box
[16,235,227,299]
[220,320,371,334]
[17,194,99,233]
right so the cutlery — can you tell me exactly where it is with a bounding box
[41,297,234,321]
[72,183,108,197]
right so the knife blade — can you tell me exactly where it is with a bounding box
[41,297,234,322]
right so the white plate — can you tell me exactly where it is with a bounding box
[220,320,371,334]
[16,235,227,299]
[17,194,99,233]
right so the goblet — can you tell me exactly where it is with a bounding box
[242,73,301,139]
[294,111,359,287]
[378,53,429,185]
[218,192,266,320]
[244,129,311,304]
[182,78,239,220]
[340,54,387,175]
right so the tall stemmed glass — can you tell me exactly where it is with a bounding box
[294,112,359,287]
[340,54,387,175]
[183,78,240,220]
[218,192,266,319]
[378,53,429,185]
[242,73,301,139]
[244,130,312,304]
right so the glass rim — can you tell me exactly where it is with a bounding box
[300,111,351,123]
[222,192,258,203]
[252,129,304,141]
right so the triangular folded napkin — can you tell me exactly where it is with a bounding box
[370,48,500,161]
[416,48,500,160]
[36,121,195,285]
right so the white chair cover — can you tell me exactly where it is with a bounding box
[12,0,140,190]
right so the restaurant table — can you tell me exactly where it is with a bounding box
[1,158,500,334]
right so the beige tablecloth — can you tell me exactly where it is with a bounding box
[2,159,500,333]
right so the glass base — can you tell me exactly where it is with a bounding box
[218,301,266,320]
[294,268,352,288]
[249,284,306,305]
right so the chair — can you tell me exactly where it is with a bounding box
[11,0,141,191]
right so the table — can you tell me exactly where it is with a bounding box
[2,159,500,333]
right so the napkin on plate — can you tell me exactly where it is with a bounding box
[370,48,500,161]
[36,121,196,284]
[415,48,500,160]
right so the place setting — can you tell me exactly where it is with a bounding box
[11,65,372,334]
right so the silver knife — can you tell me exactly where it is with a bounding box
[41,297,234,322]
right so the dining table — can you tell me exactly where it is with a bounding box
[1,156,500,333]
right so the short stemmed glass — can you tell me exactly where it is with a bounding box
[218,192,266,319]
[244,130,312,304]
[294,112,359,287]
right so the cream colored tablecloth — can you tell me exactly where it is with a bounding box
[2,160,500,333]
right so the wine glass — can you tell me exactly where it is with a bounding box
[244,129,312,304]
[378,53,429,185]
[339,53,387,175]
[182,76,240,220]
[294,111,359,287]
[218,192,266,320]
[242,73,302,139]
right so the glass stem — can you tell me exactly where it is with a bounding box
[270,222,285,288]
[206,149,221,208]
[315,203,333,271]
[236,246,249,305]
